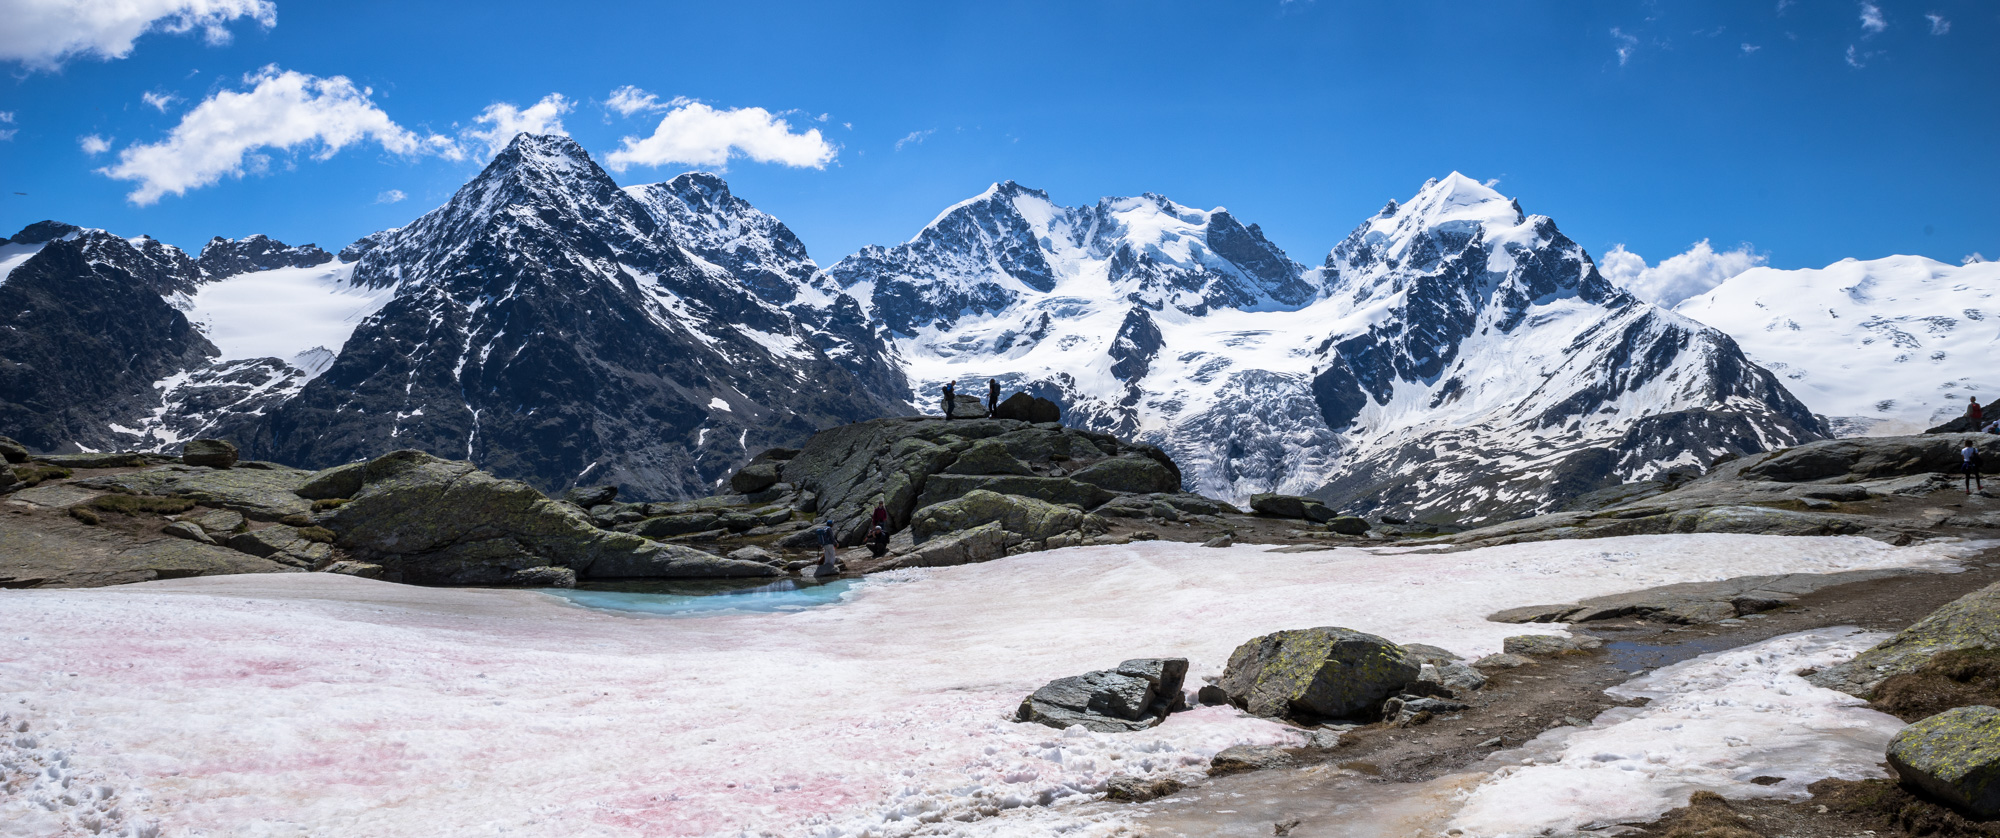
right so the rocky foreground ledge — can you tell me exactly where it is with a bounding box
[5,425,1996,590]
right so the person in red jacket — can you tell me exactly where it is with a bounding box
[1970,396,1985,428]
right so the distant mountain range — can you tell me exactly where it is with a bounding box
[7,133,1952,523]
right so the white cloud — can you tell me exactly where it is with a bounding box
[1482,178,1501,188]
[894,129,935,151]
[605,85,673,117]
[1741,43,1761,54]
[465,94,572,157]
[605,101,835,172]
[1966,253,1987,265]
[79,134,111,154]
[1611,27,1639,65]
[0,112,12,142]
[376,189,406,204]
[1599,240,1767,308]
[1845,44,1869,67]
[1926,13,1950,34]
[0,0,274,70]
[99,66,423,205]
[1859,2,1886,33]
[141,91,180,111]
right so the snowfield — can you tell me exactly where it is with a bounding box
[1676,255,2000,435]
[181,260,390,376]
[0,535,1978,837]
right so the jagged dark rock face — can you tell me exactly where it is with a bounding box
[625,173,817,305]
[1300,174,1825,523]
[5,220,82,245]
[236,134,907,500]
[195,234,333,279]
[0,234,216,451]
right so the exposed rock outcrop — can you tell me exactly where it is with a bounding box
[1811,580,2000,698]
[318,450,777,586]
[778,416,1174,546]
[1433,434,2000,550]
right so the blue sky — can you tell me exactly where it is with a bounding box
[0,0,1994,274]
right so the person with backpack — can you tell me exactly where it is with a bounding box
[1964,441,1985,495]
[943,382,957,420]
[987,379,1001,417]
[1969,397,1985,428]
[813,518,841,574]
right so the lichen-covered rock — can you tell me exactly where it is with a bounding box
[181,439,239,469]
[74,465,313,521]
[943,439,1035,476]
[1741,434,2000,483]
[1016,658,1188,733]
[0,435,28,464]
[223,526,330,568]
[1887,705,2000,818]
[322,560,385,579]
[1812,581,2000,698]
[161,520,215,544]
[916,474,1115,511]
[890,521,1015,568]
[321,450,776,586]
[1069,457,1179,494]
[725,545,780,565]
[730,462,782,494]
[779,417,1174,545]
[911,490,1086,545]
[1104,774,1185,803]
[296,461,367,500]
[1217,627,1419,722]
[943,392,987,417]
[991,392,1062,423]
[182,507,246,536]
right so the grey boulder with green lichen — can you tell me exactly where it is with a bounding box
[322,450,776,586]
[1811,581,2000,698]
[1887,705,2000,818]
[910,489,1094,545]
[1218,626,1420,722]
[0,435,30,464]
[297,461,367,500]
[888,521,1016,568]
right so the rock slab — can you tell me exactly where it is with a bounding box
[181,439,239,469]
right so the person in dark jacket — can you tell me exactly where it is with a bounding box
[987,379,1001,417]
[867,524,890,558]
[813,518,840,573]
[943,382,957,420]
[1965,442,1985,494]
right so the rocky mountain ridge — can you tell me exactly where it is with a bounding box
[4,138,1828,522]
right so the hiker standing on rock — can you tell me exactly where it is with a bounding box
[987,379,1000,417]
[943,382,957,420]
[1965,442,1985,495]
[1970,397,1985,429]
[872,502,888,529]
[814,518,840,574]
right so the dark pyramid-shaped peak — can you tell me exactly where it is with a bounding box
[7,220,82,245]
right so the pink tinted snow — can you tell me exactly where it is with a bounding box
[0,534,1976,837]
